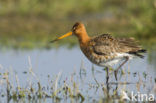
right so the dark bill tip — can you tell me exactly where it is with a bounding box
[49,39,59,43]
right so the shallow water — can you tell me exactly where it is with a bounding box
[0,47,156,102]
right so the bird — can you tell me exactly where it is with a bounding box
[50,22,146,83]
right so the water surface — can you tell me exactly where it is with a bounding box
[0,47,156,102]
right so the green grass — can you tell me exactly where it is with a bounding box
[0,0,156,49]
[0,0,104,17]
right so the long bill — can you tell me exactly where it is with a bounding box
[50,31,72,43]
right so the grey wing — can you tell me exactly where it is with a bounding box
[92,34,146,58]
[117,37,146,58]
[117,38,142,52]
[92,34,119,55]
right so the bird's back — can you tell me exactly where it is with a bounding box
[90,34,146,58]
[80,34,146,67]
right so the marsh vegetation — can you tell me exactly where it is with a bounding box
[0,48,156,103]
[0,56,156,103]
[0,0,156,102]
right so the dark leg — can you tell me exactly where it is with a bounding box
[106,81,110,98]
[114,56,129,80]
[106,67,109,84]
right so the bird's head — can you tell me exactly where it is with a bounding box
[50,22,87,43]
[72,22,86,37]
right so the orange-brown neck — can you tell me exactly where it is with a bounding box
[76,31,90,45]
[72,22,90,45]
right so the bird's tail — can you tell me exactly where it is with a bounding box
[128,49,147,58]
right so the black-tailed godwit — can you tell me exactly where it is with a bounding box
[51,22,146,83]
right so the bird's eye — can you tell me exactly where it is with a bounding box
[73,26,76,30]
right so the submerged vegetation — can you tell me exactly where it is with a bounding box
[0,0,156,49]
[0,57,156,103]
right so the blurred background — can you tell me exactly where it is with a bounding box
[0,0,156,68]
[0,0,156,49]
[0,1,156,102]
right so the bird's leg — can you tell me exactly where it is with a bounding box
[114,56,129,81]
[106,67,109,84]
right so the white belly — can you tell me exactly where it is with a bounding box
[98,53,134,67]
[99,58,123,67]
